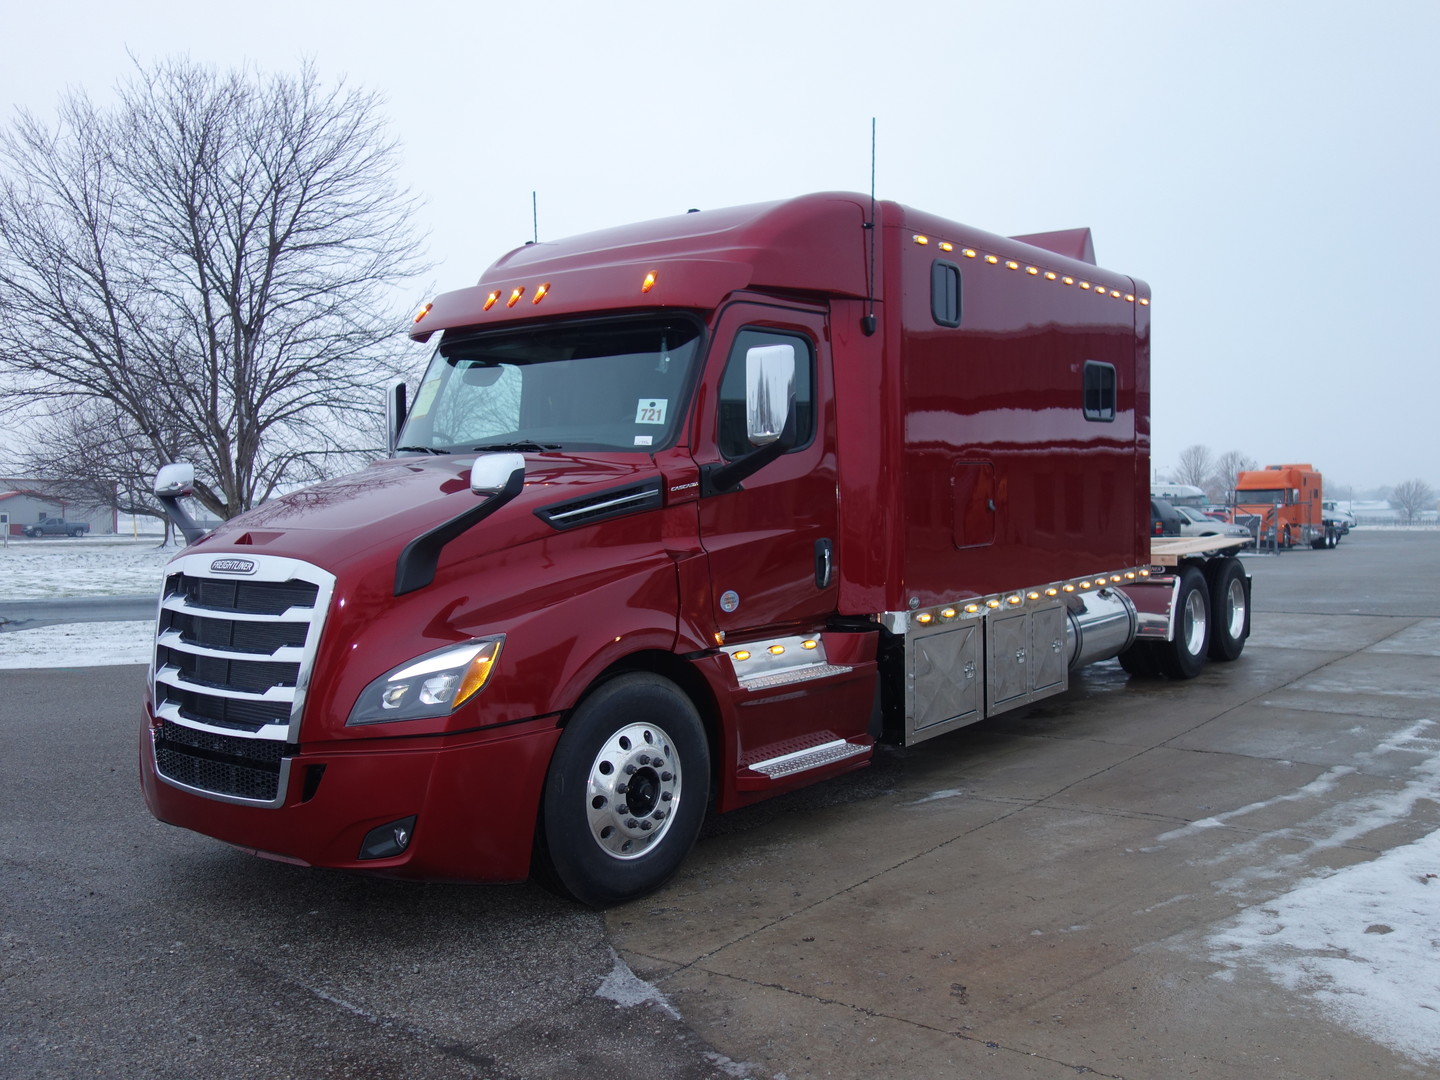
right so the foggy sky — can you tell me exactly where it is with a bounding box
[2,0,1435,492]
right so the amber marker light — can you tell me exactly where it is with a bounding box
[965,603,980,614]
[916,613,934,625]
[532,282,550,304]
[413,302,432,324]
[801,640,819,650]
[641,271,658,293]
[1045,271,1057,281]
[939,241,954,252]
[1006,260,1020,270]
[986,599,1002,609]
[453,639,504,709]
[913,234,930,245]
[482,290,501,311]
[1063,276,1075,285]
[1045,588,1059,597]
[506,287,525,308]
[941,608,957,619]
[963,249,977,258]
[985,255,999,264]
[1026,266,1039,275]
[733,650,751,662]
[769,644,786,655]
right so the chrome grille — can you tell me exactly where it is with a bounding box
[151,552,334,807]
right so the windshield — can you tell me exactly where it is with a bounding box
[1235,488,1291,505]
[398,317,702,454]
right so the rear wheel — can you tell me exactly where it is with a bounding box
[1156,566,1210,679]
[537,673,709,908]
[1205,557,1249,661]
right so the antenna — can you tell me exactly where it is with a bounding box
[532,191,539,244]
[862,118,878,336]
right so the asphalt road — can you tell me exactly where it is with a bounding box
[4,531,1438,1078]
[0,594,156,630]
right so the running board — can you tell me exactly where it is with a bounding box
[749,738,869,779]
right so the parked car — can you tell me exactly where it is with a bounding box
[1174,505,1253,546]
[1150,497,1182,537]
[1322,500,1355,535]
[23,517,90,538]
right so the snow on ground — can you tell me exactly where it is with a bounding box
[0,534,174,599]
[1186,717,1440,1065]
[0,619,154,669]
[0,535,172,668]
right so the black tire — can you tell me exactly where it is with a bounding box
[1156,565,1210,679]
[1118,640,1161,677]
[1205,557,1250,662]
[537,673,709,908]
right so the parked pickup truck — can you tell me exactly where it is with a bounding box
[24,517,90,537]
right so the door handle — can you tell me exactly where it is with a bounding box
[815,538,834,589]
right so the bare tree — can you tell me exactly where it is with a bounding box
[1210,449,1257,503]
[0,58,427,520]
[1391,478,1435,524]
[1174,444,1214,490]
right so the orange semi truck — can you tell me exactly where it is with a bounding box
[1233,463,1339,549]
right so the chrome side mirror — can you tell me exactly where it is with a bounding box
[745,343,795,447]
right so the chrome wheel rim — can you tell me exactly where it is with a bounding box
[584,722,681,860]
[1182,588,1208,656]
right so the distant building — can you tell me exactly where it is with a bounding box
[0,479,117,535]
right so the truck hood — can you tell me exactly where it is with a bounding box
[186,453,667,575]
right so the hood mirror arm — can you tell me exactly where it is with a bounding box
[394,459,526,596]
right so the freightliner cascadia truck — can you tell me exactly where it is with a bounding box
[141,192,1251,906]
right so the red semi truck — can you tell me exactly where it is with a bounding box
[141,192,1251,906]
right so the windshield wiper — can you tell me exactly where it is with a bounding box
[394,445,445,455]
[470,441,562,453]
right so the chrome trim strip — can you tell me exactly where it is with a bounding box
[154,665,298,704]
[153,699,290,741]
[159,594,316,622]
[547,490,655,522]
[156,628,306,664]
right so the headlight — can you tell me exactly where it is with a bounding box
[347,636,504,725]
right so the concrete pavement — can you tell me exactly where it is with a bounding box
[607,532,1440,1078]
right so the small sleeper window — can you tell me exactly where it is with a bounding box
[931,261,961,327]
[1083,360,1116,422]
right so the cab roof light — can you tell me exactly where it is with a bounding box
[939,241,954,252]
[913,234,930,245]
[641,270,658,293]
[962,248,977,258]
[413,302,432,324]
[506,287,525,308]
[482,290,501,311]
[532,282,550,304]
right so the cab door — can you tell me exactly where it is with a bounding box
[692,300,839,635]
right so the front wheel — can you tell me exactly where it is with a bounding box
[1156,566,1211,679]
[537,673,710,908]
